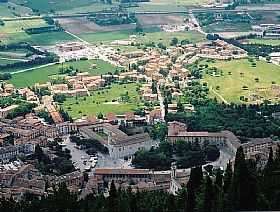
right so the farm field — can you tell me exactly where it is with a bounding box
[248,39,280,45]
[6,59,122,88]
[61,83,141,118]
[201,59,280,104]
[0,2,32,18]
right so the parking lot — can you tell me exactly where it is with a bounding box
[61,135,128,174]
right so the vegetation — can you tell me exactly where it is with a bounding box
[201,59,280,104]
[132,140,220,170]
[2,146,280,211]
[61,83,141,117]
[88,13,137,26]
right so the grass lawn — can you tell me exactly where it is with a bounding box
[248,39,280,46]
[80,27,206,46]
[0,2,32,18]
[61,83,141,118]
[6,59,122,88]
[96,132,108,139]
[201,59,280,104]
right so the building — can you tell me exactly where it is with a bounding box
[0,105,18,119]
[108,132,155,159]
[0,146,19,162]
[94,168,152,183]
[51,171,83,191]
[167,121,241,155]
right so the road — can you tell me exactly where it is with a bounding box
[64,31,120,66]
[210,86,229,105]
[9,62,56,75]
[189,13,207,36]
[157,85,166,122]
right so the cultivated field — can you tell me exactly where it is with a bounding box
[6,59,121,88]
[136,14,184,27]
[57,18,135,34]
[201,59,280,104]
[61,83,141,118]
[248,39,280,45]
[0,18,77,45]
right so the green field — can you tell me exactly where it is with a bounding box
[61,83,141,118]
[11,0,113,13]
[201,59,280,104]
[6,59,122,88]
[127,0,207,12]
[0,2,32,18]
[249,39,280,46]
[80,27,205,46]
[0,58,21,66]
[0,19,76,45]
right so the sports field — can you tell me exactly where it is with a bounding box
[201,59,280,104]
[61,83,141,118]
[6,59,122,88]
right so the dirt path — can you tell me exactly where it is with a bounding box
[210,86,229,105]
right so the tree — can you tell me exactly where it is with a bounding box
[170,37,178,46]
[204,176,213,212]
[35,145,44,162]
[108,180,117,212]
[204,145,220,161]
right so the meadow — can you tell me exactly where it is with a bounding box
[6,59,122,88]
[201,59,280,104]
[0,2,32,18]
[61,83,141,118]
[80,27,206,46]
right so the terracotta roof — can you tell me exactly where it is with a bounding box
[94,168,150,175]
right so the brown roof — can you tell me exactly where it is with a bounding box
[94,168,150,175]
[106,113,117,121]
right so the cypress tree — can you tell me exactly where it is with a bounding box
[108,180,117,212]
[204,176,213,212]
[215,168,223,187]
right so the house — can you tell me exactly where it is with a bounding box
[0,146,19,162]
[0,105,18,119]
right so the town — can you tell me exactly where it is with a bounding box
[0,0,280,210]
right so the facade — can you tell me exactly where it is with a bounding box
[0,105,18,119]
[0,146,19,162]
[167,121,241,155]
[94,168,152,183]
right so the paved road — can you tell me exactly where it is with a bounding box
[157,85,166,122]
